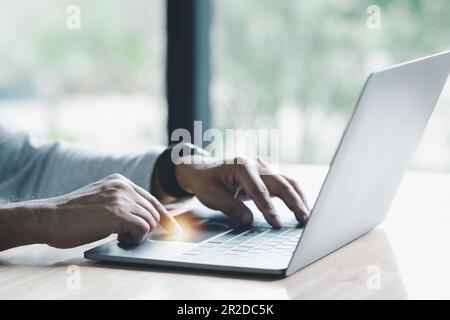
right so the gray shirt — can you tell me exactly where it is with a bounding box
[0,122,163,202]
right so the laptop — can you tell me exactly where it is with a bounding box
[85,51,450,277]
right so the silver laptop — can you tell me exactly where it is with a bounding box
[85,51,450,277]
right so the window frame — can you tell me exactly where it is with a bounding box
[166,0,211,146]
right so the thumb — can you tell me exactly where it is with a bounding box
[117,214,150,245]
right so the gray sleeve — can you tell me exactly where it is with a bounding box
[0,123,164,202]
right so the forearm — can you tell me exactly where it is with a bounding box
[0,125,164,201]
[35,145,165,198]
[0,201,52,251]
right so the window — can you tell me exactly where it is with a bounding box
[0,0,166,151]
[212,0,450,170]
[2,1,449,169]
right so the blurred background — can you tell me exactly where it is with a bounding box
[0,0,449,170]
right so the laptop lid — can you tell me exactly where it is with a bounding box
[287,51,450,276]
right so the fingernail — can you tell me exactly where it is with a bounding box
[172,222,183,234]
[302,213,309,225]
[272,214,282,229]
[166,220,183,234]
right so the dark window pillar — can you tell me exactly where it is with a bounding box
[166,0,211,146]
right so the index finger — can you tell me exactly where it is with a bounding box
[123,177,182,234]
[234,165,282,228]
[261,174,309,225]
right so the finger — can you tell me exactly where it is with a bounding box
[282,175,311,211]
[261,174,309,225]
[133,192,161,223]
[117,214,150,245]
[131,204,158,232]
[147,195,182,234]
[117,177,160,222]
[123,177,182,234]
[135,186,182,233]
[234,166,282,228]
[200,182,253,225]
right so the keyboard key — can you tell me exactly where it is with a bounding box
[219,243,235,249]
[249,249,266,254]
[276,244,296,250]
[224,251,239,255]
[231,247,250,252]
[182,252,199,256]
[180,225,301,259]
[208,232,239,243]
[254,245,275,250]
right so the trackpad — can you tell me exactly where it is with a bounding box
[149,208,238,243]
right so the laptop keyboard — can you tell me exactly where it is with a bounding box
[180,223,303,259]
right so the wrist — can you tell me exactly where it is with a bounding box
[152,147,194,200]
[0,200,56,250]
[153,144,210,199]
[175,161,195,195]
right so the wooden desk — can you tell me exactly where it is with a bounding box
[1,165,449,300]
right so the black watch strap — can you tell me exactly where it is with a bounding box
[155,144,208,199]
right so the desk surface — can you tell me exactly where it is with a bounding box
[1,165,450,300]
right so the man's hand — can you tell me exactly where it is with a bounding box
[0,174,181,251]
[173,156,310,228]
[47,174,181,248]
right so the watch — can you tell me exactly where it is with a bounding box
[154,143,209,198]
